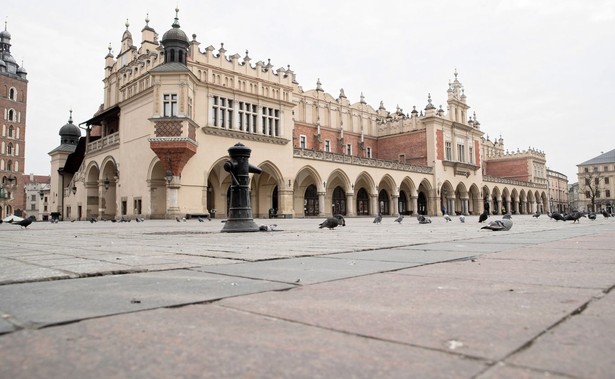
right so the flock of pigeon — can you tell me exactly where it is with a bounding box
[2,208,612,231]
[316,208,613,231]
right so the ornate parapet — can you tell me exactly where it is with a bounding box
[293,148,432,174]
[483,175,547,189]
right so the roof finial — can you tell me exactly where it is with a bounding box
[145,13,150,26]
[68,109,73,124]
[173,5,180,27]
[125,19,129,30]
[4,17,7,31]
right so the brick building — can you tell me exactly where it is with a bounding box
[49,9,556,220]
[0,22,28,219]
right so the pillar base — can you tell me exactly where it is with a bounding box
[221,219,261,233]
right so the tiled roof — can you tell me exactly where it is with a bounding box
[578,148,615,166]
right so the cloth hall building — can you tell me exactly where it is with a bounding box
[49,9,551,221]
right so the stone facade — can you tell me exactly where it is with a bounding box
[49,9,556,220]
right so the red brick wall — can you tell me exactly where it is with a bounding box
[436,129,443,161]
[1,74,28,213]
[294,123,377,156]
[484,158,529,180]
[376,130,427,165]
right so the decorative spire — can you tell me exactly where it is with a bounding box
[173,6,180,28]
[425,93,436,110]
[145,13,150,27]
[68,109,73,124]
[316,78,323,92]
[125,19,130,30]
[360,92,366,104]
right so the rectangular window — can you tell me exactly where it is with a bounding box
[586,191,591,198]
[468,146,474,163]
[605,177,610,185]
[399,154,405,163]
[457,143,465,162]
[366,147,372,158]
[595,177,600,185]
[445,141,452,160]
[212,96,234,129]
[31,195,36,201]
[261,107,280,136]
[163,94,178,117]
[585,178,591,185]
[605,165,609,171]
[30,204,36,211]
[299,135,307,149]
[324,140,331,152]
[606,190,611,198]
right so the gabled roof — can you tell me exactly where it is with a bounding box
[578,148,615,166]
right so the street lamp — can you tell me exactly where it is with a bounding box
[103,177,110,190]
[165,169,173,184]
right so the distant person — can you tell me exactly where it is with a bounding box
[484,199,490,214]
[441,205,446,216]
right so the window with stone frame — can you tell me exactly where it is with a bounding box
[163,94,178,117]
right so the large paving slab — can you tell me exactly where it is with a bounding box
[0,304,487,379]
[393,252,615,289]
[0,270,291,329]
[196,256,417,285]
[219,272,598,362]
[503,290,615,378]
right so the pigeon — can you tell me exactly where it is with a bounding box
[532,212,540,218]
[478,210,489,223]
[198,216,205,222]
[602,210,611,218]
[319,216,342,230]
[459,215,466,223]
[259,224,278,231]
[333,214,346,226]
[176,216,181,222]
[588,212,597,220]
[564,211,585,223]
[444,214,452,222]
[417,215,432,224]
[481,214,513,231]
[550,212,565,221]
[89,217,97,223]
[394,214,404,223]
[11,216,36,229]
[373,213,382,224]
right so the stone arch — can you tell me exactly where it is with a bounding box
[294,165,324,217]
[84,162,100,219]
[354,171,376,216]
[468,183,481,215]
[326,169,351,216]
[99,157,119,219]
[417,178,433,215]
[253,160,284,218]
[377,174,397,216]
[510,188,519,214]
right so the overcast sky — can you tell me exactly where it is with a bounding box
[4,0,614,181]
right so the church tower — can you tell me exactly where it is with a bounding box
[0,21,28,218]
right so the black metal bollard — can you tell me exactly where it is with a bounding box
[221,143,262,233]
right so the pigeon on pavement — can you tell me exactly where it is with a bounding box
[481,214,513,231]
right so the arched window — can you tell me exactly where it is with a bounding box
[7,143,12,156]
[356,188,369,215]
[378,189,389,215]
[398,190,408,215]
[7,160,12,171]
[8,126,13,138]
[304,184,318,216]
[8,109,14,121]
[9,87,16,100]
[332,186,346,215]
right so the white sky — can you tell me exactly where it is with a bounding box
[4,0,615,181]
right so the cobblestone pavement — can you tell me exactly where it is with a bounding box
[1,215,614,378]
